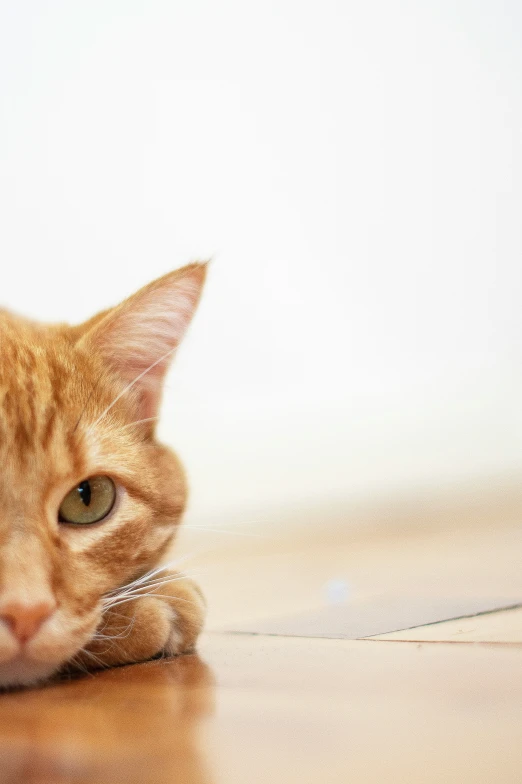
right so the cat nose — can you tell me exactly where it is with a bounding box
[0,600,56,644]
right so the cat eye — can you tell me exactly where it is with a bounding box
[58,476,116,525]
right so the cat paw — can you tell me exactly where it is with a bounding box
[70,573,206,672]
[151,577,206,657]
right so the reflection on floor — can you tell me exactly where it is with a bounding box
[1,480,522,783]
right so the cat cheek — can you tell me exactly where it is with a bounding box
[25,606,101,666]
[0,625,20,664]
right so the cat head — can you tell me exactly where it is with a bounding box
[0,262,206,687]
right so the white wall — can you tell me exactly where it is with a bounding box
[0,1,521,524]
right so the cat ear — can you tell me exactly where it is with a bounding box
[78,262,207,420]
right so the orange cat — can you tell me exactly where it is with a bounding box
[0,263,207,687]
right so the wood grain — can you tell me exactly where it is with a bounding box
[1,484,522,783]
[1,633,522,783]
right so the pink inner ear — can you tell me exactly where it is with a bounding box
[86,264,206,421]
[135,373,168,422]
[116,350,174,422]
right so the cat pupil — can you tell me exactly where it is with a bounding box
[78,480,91,507]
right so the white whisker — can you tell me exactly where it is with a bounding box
[102,577,197,609]
[105,592,198,611]
[66,655,90,677]
[116,417,160,433]
[103,557,195,597]
[86,345,179,433]
[93,615,137,644]
[102,568,200,615]
[105,567,177,597]
[78,647,108,669]
[102,581,185,608]
[190,519,266,526]
[103,571,198,603]
[182,526,264,537]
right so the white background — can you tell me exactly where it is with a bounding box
[0,1,521,525]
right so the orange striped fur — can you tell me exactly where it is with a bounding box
[0,263,207,687]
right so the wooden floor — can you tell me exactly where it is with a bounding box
[2,481,522,783]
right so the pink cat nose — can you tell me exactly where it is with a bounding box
[0,600,56,644]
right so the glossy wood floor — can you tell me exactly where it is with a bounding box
[2,480,522,783]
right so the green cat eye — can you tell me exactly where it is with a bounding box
[58,476,116,525]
